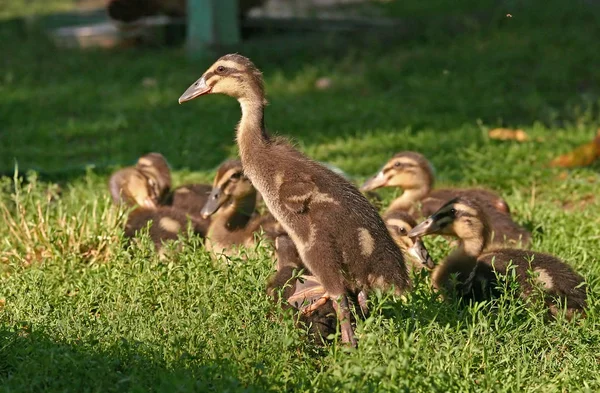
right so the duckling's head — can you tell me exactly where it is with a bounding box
[361,151,434,192]
[384,210,434,269]
[109,167,158,209]
[408,197,491,244]
[136,153,172,202]
[179,54,265,104]
[201,159,255,219]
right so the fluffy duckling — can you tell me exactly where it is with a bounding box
[383,210,434,273]
[136,152,172,203]
[362,151,531,246]
[135,152,214,219]
[179,54,410,346]
[267,235,337,344]
[408,197,587,319]
[125,206,206,253]
[109,167,159,209]
[202,159,280,257]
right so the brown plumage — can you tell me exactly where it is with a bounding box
[109,167,159,209]
[362,151,531,246]
[108,160,211,245]
[125,206,206,253]
[201,159,279,257]
[134,152,214,222]
[179,53,410,346]
[408,197,587,319]
[383,210,434,273]
[135,152,172,203]
[267,235,337,344]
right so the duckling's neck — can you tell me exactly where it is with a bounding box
[387,187,430,211]
[237,98,270,160]
[458,234,488,257]
[210,192,257,234]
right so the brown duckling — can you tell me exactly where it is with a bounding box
[109,167,158,209]
[362,151,531,246]
[267,235,337,344]
[408,197,587,319]
[383,210,435,273]
[179,54,410,346]
[136,152,172,203]
[136,152,214,219]
[202,159,279,257]
[125,206,206,253]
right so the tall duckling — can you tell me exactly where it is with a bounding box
[267,235,337,344]
[408,197,587,319]
[201,159,278,256]
[179,54,410,346]
[362,151,531,246]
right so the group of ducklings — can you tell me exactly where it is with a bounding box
[110,53,587,347]
[109,146,587,345]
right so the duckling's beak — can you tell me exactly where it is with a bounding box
[200,186,228,219]
[407,217,443,238]
[360,171,388,192]
[407,238,435,270]
[179,75,212,104]
[142,197,158,209]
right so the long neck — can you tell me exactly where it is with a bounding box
[387,187,430,212]
[237,98,269,163]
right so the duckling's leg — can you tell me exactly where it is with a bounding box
[357,290,369,317]
[332,294,357,347]
[301,295,330,315]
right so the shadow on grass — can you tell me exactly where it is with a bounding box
[0,325,269,392]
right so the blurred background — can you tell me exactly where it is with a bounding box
[1,0,599,181]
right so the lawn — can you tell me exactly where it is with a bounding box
[1,0,600,392]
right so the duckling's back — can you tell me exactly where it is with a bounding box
[247,143,410,294]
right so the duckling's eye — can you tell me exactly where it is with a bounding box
[230,172,242,180]
[450,208,457,215]
[216,66,226,73]
[393,162,402,168]
[399,227,407,234]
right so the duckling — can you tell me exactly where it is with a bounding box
[408,197,587,319]
[267,235,337,344]
[109,167,158,209]
[135,152,215,219]
[136,152,172,204]
[383,210,435,273]
[202,159,280,257]
[125,206,206,253]
[361,151,531,246]
[179,54,410,346]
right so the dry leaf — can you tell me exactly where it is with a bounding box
[549,130,600,168]
[315,77,332,90]
[488,128,529,142]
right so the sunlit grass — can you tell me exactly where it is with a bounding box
[1,0,600,392]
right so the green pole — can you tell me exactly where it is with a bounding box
[187,0,240,58]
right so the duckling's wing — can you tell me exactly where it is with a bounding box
[279,180,318,214]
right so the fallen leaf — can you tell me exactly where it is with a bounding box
[488,128,529,142]
[315,77,332,90]
[549,130,600,168]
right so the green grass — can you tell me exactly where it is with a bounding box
[2,0,600,391]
